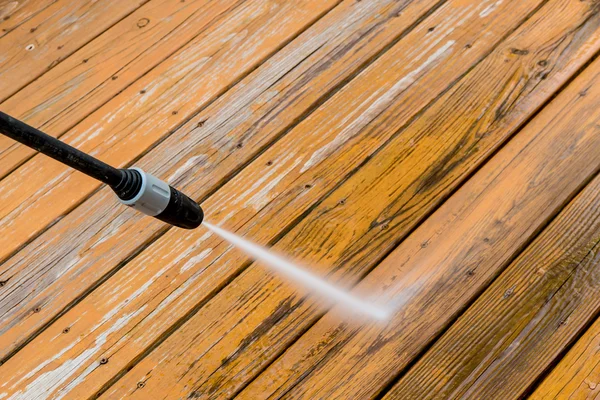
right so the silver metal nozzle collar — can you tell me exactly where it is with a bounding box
[119,167,170,216]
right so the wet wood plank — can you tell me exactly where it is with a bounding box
[384,169,600,400]
[0,0,147,102]
[0,0,246,179]
[0,0,444,363]
[530,296,600,397]
[233,29,600,400]
[98,1,600,398]
[0,0,56,38]
[0,0,593,398]
[0,0,340,262]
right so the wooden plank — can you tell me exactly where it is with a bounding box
[531,317,600,399]
[0,0,56,38]
[0,0,445,357]
[383,171,600,400]
[1,0,596,399]
[98,2,600,399]
[0,0,246,179]
[0,0,147,102]
[0,0,341,262]
[232,55,600,400]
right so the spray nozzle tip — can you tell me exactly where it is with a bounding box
[114,168,203,229]
[155,186,204,229]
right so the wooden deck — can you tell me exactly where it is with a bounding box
[1,0,600,398]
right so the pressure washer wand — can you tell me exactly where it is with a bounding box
[0,111,203,229]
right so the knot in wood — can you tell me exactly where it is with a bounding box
[137,18,150,28]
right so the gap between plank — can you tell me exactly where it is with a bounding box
[519,214,600,396]
[513,238,600,399]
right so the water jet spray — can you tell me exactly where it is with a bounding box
[0,111,394,320]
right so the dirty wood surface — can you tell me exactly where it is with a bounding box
[1,0,600,399]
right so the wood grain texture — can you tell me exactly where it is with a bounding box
[235,29,600,400]
[0,0,561,398]
[0,0,56,38]
[0,0,339,262]
[0,0,147,102]
[384,171,600,400]
[102,2,600,399]
[0,0,444,363]
[531,317,600,399]
[0,0,245,179]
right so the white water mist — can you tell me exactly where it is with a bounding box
[203,222,391,320]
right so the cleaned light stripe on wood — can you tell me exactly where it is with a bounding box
[235,31,600,400]
[0,0,340,262]
[0,0,444,362]
[0,0,588,398]
[0,0,245,179]
[384,169,600,399]
[101,1,600,398]
[0,0,147,102]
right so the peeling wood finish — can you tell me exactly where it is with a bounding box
[0,0,247,179]
[0,0,57,38]
[0,0,340,261]
[0,0,147,102]
[386,173,600,399]
[0,0,446,362]
[235,53,600,400]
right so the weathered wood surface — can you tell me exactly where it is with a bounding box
[1,0,600,398]
[531,315,600,399]
[384,170,600,399]
[0,0,247,179]
[235,39,600,400]
[100,1,600,398]
[0,0,56,38]
[1,0,597,398]
[0,0,340,262]
[0,0,444,363]
[0,0,147,102]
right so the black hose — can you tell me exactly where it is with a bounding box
[0,111,123,186]
[0,111,204,229]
